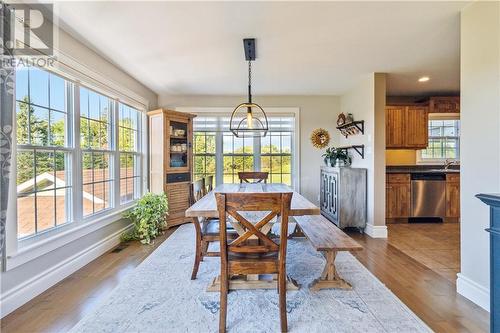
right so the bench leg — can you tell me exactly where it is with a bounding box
[288,223,305,239]
[310,251,352,291]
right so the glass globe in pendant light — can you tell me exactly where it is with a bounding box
[230,39,268,138]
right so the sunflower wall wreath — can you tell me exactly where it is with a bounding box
[310,128,330,149]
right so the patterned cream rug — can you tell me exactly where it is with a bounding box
[70,224,432,333]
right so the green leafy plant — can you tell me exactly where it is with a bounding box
[122,192,168,244]
[322,147,352,167]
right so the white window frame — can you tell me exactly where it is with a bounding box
[6,60,149,270]
[118,102,143,204]
[183,107,300,191]
[416,113,460,164]
[79,85,116,218]
[14,68,75,239]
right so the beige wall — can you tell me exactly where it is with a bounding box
[159,94,340,204]
[339,73,387,236]
[458,1,500,311]
[386,149,417,165]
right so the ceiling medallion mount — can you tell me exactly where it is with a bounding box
[230,38,269,138]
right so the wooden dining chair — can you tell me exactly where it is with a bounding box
[238,171,269,184]
[190,179,237,280]
[205,175,214,192]
[216,192,293,333]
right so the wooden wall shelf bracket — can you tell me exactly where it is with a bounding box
[336,120,365,138]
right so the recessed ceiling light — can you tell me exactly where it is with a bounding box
[418,76,430,82]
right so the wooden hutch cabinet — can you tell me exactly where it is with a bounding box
[148,109,196,228]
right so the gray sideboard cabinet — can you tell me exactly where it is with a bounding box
[320,166,367,231]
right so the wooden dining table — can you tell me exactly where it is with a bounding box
[185,183,321,291]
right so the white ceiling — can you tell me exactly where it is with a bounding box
[53,1,467,96]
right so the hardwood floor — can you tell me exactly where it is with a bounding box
[347,223,489,333]
[385,223,460,284]
[2,223,489,333]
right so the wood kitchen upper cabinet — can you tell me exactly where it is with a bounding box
[386,106,406,148]
[429,96,460,114]
[405,106,428,148]
[386,174,411,218]
[386,105,428,149]
[446,173,460,218]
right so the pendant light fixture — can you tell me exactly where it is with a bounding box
[230,38,268,138]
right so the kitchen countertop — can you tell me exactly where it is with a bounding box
[386,165,460,174]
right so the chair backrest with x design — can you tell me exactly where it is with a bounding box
[238,172,269,184]
[216,192,292,269]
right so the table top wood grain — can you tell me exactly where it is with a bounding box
[185,183,320,218]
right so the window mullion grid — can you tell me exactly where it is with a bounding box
[253,135,260,171]
[141,111,147,196]
[113,100,120,209]
[136,111,142,198]
[27,68,31,145]
[215,132,223,185]
[52,148,57,227]
[33,148,38,234]
[72,83,83,222]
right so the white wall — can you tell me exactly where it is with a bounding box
[1,23,158,316]
[159,94,340,204]
[339,73,387,237]
[55,27,158,108]
[458,1,500,311]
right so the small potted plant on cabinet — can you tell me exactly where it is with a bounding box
[322,147,352,167]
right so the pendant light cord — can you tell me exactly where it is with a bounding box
[248,60,252,104]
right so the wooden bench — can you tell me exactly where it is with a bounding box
[294,215,363,290]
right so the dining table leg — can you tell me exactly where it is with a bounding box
[191,217,202,280]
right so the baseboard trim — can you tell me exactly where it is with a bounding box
[0,225,131,318]
[365,224,388,238]
[456,273,490,312]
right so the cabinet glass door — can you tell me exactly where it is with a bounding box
[167,119,190,172]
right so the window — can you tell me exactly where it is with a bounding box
[16,67,73,238]
[119,103,142,203]
[193,131,216,188]
[223,133,254,183]
[261,132,292,185]
[419,118,460,162]
[193,114,295,187]
[80,87,114,216]
[14,66,145,240]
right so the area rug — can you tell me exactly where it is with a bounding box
[70,224,432,333]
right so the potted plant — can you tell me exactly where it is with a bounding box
[322,147,352,167]
[122,192,168,244]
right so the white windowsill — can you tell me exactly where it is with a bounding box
[6,203,136,271]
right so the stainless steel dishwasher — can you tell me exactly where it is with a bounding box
[410,173,446,221]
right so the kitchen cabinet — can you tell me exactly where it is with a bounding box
[429,96,460,114]
[386,174,411,219]
[405,106,428,148]
[386,106,406,148]
[446,173,460,218]
[386,105,428,149]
